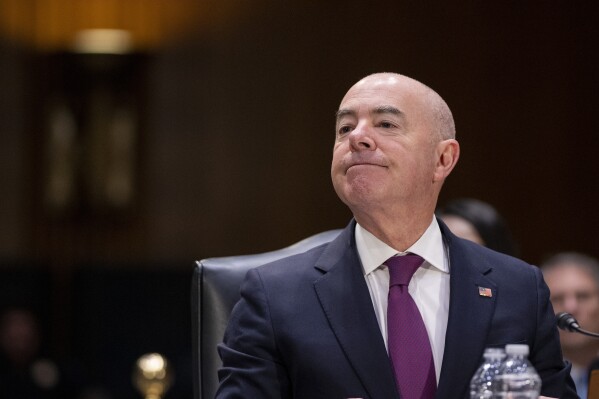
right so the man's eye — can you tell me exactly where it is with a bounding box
[338,126,352,135]
[576,292,592,303]
[379,122,394,128]
[550,295,564,305]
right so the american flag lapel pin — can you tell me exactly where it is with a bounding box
[478,286,493,297]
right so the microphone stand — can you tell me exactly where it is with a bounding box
[572,328,599,339]
[556,312,599,338]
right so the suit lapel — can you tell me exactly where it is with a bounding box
[313,223,400,399]
[312,221,500,398]
[436,223,498,398]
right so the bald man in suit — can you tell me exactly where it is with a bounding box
[216,73,577,398]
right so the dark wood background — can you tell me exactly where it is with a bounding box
[3,2,598,267]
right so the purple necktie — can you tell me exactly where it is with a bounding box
[387,253,437,399]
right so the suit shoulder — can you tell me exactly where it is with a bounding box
[454,235,537,274]
[255,242,329,276]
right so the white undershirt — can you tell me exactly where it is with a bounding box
[355,218,450,383]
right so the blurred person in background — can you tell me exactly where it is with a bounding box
[436,197,518,257]
[0,306,89,399]
[542,252,599,399]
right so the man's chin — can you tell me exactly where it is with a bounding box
[340,188,381,209]
[561,335,594,352]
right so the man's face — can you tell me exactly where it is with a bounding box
[544,264,599,351]
[331,75,441,217]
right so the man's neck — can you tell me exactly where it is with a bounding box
[354,210,435,252]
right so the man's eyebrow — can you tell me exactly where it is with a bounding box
[335,108,355,121]
[335,105,404,121]
[372,105,403,116]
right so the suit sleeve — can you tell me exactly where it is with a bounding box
[215,268,290,399]
[531,266,579,398]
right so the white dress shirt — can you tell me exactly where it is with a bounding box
[355,218,450,383]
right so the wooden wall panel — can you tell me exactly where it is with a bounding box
[0,1,597,267]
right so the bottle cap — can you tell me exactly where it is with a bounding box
[483,347,506,359]
[505,344,529,356]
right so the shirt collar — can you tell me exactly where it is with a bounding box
[356,217,448,275]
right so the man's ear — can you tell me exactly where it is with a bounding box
[433,139,460,182]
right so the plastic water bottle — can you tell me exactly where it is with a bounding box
[470,347,506,398]
[493,344,542,399]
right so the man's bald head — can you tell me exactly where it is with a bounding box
[350,73,456,142]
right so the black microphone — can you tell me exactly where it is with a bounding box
[556,312,599,338]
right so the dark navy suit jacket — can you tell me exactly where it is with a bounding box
[217,220,578,398]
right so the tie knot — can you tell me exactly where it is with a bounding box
[387,253,424,286]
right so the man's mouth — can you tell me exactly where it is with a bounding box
[346,162,385,173]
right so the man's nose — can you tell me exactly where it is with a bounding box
[348,123,376,151]
[562,295,579,315]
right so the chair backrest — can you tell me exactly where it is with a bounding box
[191,229,342,399]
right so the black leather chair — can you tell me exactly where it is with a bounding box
[191,229,342,399]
